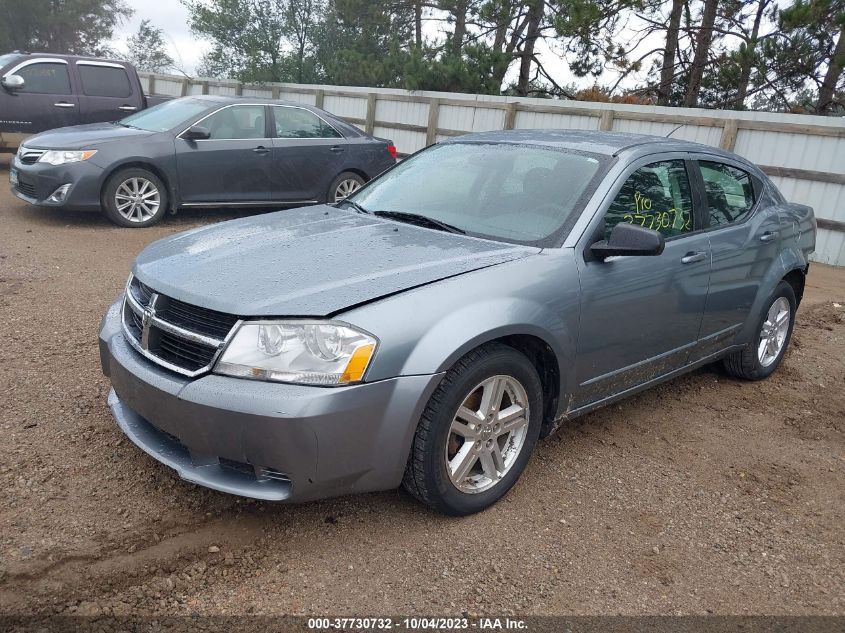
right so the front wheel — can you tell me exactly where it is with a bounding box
[402,343,543,515]
[723,280,796,380]
[102,168,168,228]
[328,172,365,203]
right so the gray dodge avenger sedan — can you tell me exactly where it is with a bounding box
[98,130,816,515]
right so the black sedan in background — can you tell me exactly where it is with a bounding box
[10,96,397,227]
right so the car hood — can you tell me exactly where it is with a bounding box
[23,123,154,149]
[133,206,539,317]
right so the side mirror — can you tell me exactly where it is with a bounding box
[182,125,210,140]
[590,222,666,260]
[1,74,25,91]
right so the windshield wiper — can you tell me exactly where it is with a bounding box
[373,210,465,234]
[339,199,370,214]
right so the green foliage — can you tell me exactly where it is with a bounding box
[126,20,174,72]
[0,0,132,56]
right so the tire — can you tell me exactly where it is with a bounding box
[402,343,543,516]
[328,171,365,203]
[723,280,796,380]
[102,168,168,228]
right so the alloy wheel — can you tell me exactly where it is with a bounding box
[445,375,530,494]
[758,296,790,367]
[115,177,160,223]
[334,178,361,202]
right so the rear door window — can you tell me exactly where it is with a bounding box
[16,62,71,94]
[273,107,341,139]
[699,161,756,228]
[604,159,694,239]
[78,64,131,98]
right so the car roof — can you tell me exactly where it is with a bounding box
[193,94,316,108]
[444,128,741,161]
[10,51,133,66]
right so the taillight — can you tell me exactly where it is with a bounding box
[387,143,397,160]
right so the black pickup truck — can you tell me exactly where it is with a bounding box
[0,51,170,152]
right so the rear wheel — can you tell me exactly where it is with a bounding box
[328,172,365,203]
[723,281,796,380]
[402,343,543,515]
[102,168,168,228]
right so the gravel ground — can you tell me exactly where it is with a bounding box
[0,153,843,617]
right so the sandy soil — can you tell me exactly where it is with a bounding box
[0,154,842,617]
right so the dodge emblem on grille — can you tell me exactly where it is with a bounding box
[140,293,159,350]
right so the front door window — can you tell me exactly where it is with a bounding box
[604,160,694,239]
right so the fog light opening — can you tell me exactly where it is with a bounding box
[47,184,72,204]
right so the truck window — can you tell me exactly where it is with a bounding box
[16,62,71,94]
[78,64,131,98]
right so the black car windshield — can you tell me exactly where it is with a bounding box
[350,142,606,246]
[118,98,210,132]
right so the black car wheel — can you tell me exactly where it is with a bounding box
[329,172,365,203]
[102,168,168,228]
[402,343,543,515]
[723,280,797,380]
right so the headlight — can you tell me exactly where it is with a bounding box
[214,321,377,386]
[38,150,97,165]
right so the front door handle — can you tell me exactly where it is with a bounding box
[329,145,345,153]
[118,105,138,112]
[253,146,270,155]
[54,102,75,108]
[681,251,707,264]
[760,231,779,242]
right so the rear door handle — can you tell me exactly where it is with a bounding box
[118,105,138,112]
[681,251,707,264]
[253,146,270,155]
[54,102,75,108]
[329,145,345,153]
[760,231,779,242]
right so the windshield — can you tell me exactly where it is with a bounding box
[118,98,210,132]
[351,142,606,246]
[0,53,21,71]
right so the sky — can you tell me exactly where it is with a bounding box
[110,0,209,75]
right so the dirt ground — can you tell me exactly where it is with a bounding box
[0,153,843,618]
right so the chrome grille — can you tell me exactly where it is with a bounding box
[121,275,240,377]
[18,147,46,165]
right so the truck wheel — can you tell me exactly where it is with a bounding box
[328,172,365,203]
[402,343,543,516]
[723,281,796,380]
[102,168,168,228]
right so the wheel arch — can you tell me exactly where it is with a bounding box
[338,167,370,182]
[492,334,561,437]
[782,266,807,308]
[100,161,175,211]
[738,246,808,345]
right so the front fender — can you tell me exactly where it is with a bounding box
[402,297,571,377]
[341,250,581,397]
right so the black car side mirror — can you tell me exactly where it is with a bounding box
[183,125,210,141]
[590,222,666,260]
[1,74,25,91]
